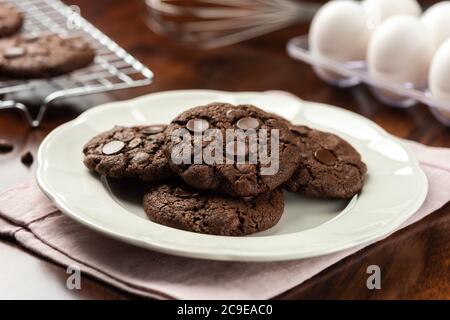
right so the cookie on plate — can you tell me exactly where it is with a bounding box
[143,182,284,236]
[165,103,301,197]
[0,34,95,78]
[284,125,367,199]
[83,125,176,181]
[0,4,23,37]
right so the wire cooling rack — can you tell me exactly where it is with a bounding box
[0,0,153,127]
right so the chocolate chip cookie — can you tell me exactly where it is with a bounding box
[83,125,176,181]
[0,34,95,78]
[284,126,367,199]
[143,182,284,236]
[165,103,301,197]
[0,4,23,37]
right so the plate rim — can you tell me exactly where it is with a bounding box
[36,89,428,261]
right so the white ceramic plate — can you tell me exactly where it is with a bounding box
[37,90,428,261]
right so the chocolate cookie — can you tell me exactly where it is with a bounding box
[83,125,176,181]
[0,34,95,78]
[165,103,301,197]
[0,4,23,37]
[143,182,284,236]
[284,126,367,199]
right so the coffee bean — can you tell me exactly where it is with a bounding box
[102,140,125,155]
[142,125,165,135]
[4,46,26,58]
[21,152,33,166]
[186,119,209,133]
[237,117,259,130]
[0,139,13,153]
[314,149,336,166]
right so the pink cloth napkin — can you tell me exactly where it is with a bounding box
[0,141,449,300]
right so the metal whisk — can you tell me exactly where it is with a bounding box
[143,0,319,49]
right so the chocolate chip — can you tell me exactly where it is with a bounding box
[128,138,142,149]
[237,117,259,130]
[21,152,33,166]
[102,140,125,155]
[4,47,26,58]
[142,125,165,135]
[314,149,336,165]
[186,119,209,133]
[174,188,199,198]
[0,139,13,153]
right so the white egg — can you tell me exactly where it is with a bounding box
[363,0,422,30]
[308,0,371,85]
[429,39,450,119]
[367,15,434,87]
[422,1,450,49]
[309,0,371,62]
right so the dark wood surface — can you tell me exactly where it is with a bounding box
[0,0,448,299]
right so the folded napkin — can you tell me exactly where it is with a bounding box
[0,141,449,300]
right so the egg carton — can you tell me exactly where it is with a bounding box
[286,35,450,126]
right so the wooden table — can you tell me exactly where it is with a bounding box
[0,0,448,299]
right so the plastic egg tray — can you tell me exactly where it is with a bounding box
[287,35,450,126]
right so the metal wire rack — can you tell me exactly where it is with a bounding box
[0,0,154,127]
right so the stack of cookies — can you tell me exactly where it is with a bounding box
[83,103,367,236]
[0,3,95,78]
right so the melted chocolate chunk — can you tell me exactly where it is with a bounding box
[142,125,165,135]
[237,117,259,130]
[314,149,336,166]
[186,119,209,133]
[102,140,125,155]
